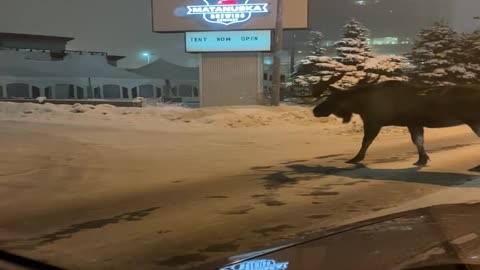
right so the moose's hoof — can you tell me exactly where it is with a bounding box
[414,156,430,166]
[346,157,364,164]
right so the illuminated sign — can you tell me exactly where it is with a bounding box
[186,0,270,26]
[186,30,271,52]
[152,0,309,33]
[220,259,289,270]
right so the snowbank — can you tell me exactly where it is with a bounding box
[0,101,407,135]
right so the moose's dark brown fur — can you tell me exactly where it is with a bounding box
[313,81,480,165]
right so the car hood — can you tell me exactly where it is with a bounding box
[209,203,480,270]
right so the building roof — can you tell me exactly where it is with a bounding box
[132,58,199,81]
[0,32,74,42]
[0,50,147,79]
[106,55,126,61]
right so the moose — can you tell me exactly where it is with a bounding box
[313,81,480,165]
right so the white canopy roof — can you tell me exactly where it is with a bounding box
[0,50,147,79]
[132,58,199,82]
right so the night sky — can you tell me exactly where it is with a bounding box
[1,0,479,68]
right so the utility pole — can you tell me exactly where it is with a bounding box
[271,0,284,106]
[289,33,296,75]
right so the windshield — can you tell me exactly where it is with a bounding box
[1,0,480,270]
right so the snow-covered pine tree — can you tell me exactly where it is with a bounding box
[289,30,350,97]
[408,22,476,85]
[458,30,480,82]
[289,21,410,98]
[465,30,480,62]
[305,31,326,56]
[292,56,352,96]
[361,56,410,82]
[335,19,372,66]
[330,55,410,90]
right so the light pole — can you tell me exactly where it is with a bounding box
[142,52,154,64]
[271,0,284,106]
[289,33,296,75]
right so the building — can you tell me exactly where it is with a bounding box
[0,32,199,105]
[282,0,454,59]
[131,58,199,105]
[310,0,453,38]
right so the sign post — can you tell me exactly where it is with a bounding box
[151,0,308,107]
[271,0,284,106]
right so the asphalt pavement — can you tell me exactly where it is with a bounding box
[0,121,479,270]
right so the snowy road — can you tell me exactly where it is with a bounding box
[0,119,480,270]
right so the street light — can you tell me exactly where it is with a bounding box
[142,52,154,64]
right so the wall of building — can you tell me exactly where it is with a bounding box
[200,53,264,107]
[0,50,182,101]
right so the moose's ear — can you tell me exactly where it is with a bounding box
[316,96,328,105]
[319,89,333,98]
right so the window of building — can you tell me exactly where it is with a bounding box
[86,87,94,99]
[76,87,85,99]
[139,85,154,98]
[0,86,3,98]
[156,87,162,98]
[68,85,75,99]
[170,86,178,97]
[131,87,138,98]
[122,87,129,99]
[6,83,29,98]
[193,87,199,97]
[94,87,101,99]
[179,85,193,97]
[45,87,52,99]
[103,84,121,99]
[55,84,71,99]
[32,86,40,98]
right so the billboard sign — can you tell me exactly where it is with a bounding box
[186,1,270,26]
[186,30,271,52]
[152,0,308,33]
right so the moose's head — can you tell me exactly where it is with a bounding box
[313,90,353,124]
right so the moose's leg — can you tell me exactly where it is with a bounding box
[347,123,381,164]
[408,126,430,166]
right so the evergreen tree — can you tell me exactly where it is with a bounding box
[305,31,326,56]
[459,30,480,81]
[289,22,409,97]
[333,55,409,90]
[465,30,480,63]
[335,19,372,66]
[408,22,476,85]
[289,30,350,97]
[331,19,409,89]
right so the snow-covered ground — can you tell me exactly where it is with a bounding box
[0,101,479,270]
[0,101,411,135]
[0,101,336,129]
